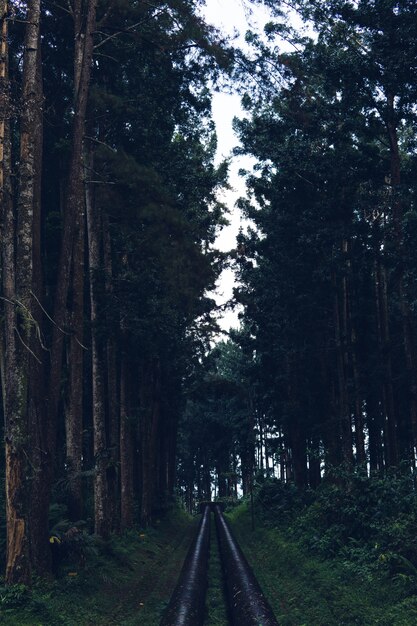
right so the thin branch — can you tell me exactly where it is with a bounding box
[96,2,113,29]
[295,171,315,186]
[84,135,117,153]
[14,327,42,364]
[93,8,166,50]
[1,296,48,351]
[73,335,89,351]
[13,298,49,352]
[93,51,119,63]
[30,290,69,335]
[22,446,40,473]
[93,19,148,50]
[48,2,72,15]
[85,180,116,185]
[0,296,16,307]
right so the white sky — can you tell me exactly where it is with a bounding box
[201,0,274,334]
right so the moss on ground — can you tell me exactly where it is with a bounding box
[0,508,196,626]
[204,514,229,625]
[3,502,417,626]
[228,502,417,626]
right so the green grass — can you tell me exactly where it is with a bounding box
[228,502,417,626]
[204,514,229,625]
[0,508,197,626]
[4,501,417,626]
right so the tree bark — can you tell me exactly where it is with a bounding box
[344,240,366,465]
[375,259,398,467]
[140,360,161,525]
[27,33,51,574]
[386,95,417,458]
[4,0,42,584]
[333,267,352,466]
[0,0,10,417]
[120,350,134,530]
[47,0,97,460]
[65,199,85,521]
[103,212,119,531]
[85,145,109,537]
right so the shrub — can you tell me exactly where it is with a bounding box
[254,469,417,580]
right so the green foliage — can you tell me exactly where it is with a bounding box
[0,583,29,609]
[0,506,195,626]
[229,500,417,625]
[177,333,257,507]
[255,479,310,521]
[233,0,417,483]
[205,519,229,625]
[255,471,417,583]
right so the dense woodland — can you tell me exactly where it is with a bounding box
[2,0,417,596]
[0,0,230,584]
[179,0,417,505]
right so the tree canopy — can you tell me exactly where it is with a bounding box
[2,0,417,591]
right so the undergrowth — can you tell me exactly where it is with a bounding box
[204,515,229,625]
[0,506,195,626]
[228,469,417,625]
[256,468,417,582]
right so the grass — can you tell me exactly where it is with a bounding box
[0,507,197,626]
[204,514,229,625]
[228,502,417,626]
[4,500,417,625]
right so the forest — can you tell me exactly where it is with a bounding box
[2,0,417,624]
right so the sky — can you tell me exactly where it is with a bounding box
[200,0,274,334]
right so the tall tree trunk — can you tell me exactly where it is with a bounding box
[120,350,134,530]
[345,241,366,465]
[103,213,119,532]
[65,216,85,522]
[47,0,97,461]
[140,360,161,525]
[166,412,178,497]
[308,435,321,488]
[64,0,96,525]
[287,361,307,487]
[367,391,383,475]
[375,259,398,467]
[86,148,109,537]
[386,97,417,458]
[0,0,10,419]
[27,33,50,574]
[258,411,264,471]
[333,268,352,465]
[4,0,41,584]
[0,0,7,193]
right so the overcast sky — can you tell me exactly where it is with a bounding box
[200,0,273,334]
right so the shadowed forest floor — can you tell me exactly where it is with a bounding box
[2,504,417,625]
[204,518,229,625]
[0,509,196,626]
[230,503,417,626]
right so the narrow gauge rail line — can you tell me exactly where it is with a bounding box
[214,504,279,626]
[160,505,211,626]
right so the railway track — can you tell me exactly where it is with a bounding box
[160,503,278,626]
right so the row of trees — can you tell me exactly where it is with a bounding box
[235,0,417,485]
[4,0,417,586]
[177,335,256,510]
[0,0,228,584]
[178,0,417,504]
